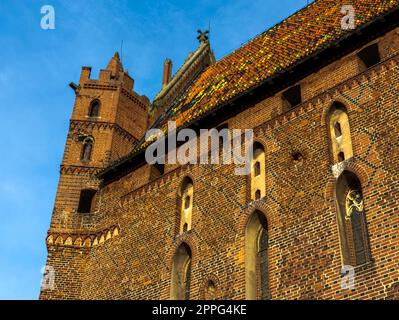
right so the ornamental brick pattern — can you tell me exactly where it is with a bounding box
[40,2,399,300]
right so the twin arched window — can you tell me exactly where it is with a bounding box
[328,102,371,266]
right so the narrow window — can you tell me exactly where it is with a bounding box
[178,177,194,235]
[245,211,270,300]
[81,138,93,161]
[357,43,381,69]
[89,100,100,117]
[335,171,370,266]
[77,189,96,213]
[171,243,192,300]
[328,102,353,164]
[282,84,302,110]
[251,143,265,201]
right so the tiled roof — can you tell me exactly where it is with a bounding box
[100,0,399,179]
[153,0,398,134]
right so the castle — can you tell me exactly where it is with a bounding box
[40,0,399,300]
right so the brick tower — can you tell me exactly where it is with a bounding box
[40,53,150,299]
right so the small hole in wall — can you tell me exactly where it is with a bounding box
[292,152,304,162]
[255,190,261,200]
[183,223,188,233]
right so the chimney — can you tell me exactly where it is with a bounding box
[162,59,173,88]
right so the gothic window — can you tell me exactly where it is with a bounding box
[204,280,217,300]
[328,102,353,164]
[81,138,93,162]
[177,177,194,234]
[170,243,192,300]
[251,143,265,201]
[335,171,370,266]
[245,210,270,300]
[88,100,100,117]
[77,189,96,213]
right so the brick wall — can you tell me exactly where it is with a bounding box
[40,28,399,300]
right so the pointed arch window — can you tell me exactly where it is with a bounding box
[245,210,270,300]
[88,100,100,118]
[81,137,93,162]
[170,243,192,300]
[250,143,265,201]
[177,177,194,235]
[335,171,371,266]
[328,102,353,164]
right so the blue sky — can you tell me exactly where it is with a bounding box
[0,0,312,299]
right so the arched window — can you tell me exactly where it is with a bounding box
[328,102,353,164]
[251,143,265,201]
[170,243,192,300]
[88,100,100,117]
[204,280,217,300]
[77,189,96,213]
[81,138,93,161]
[245,210,270,300]
[335,171,370,266]
[177,177,194,234]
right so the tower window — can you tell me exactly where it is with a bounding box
[338,152,345,162]
[81,138,93,161]
[89,100,100,117]
[255,190,261,200]
[334,122,343,138]
[357,43,381,69]
[282,84,302,110]
[77,189,96,213]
